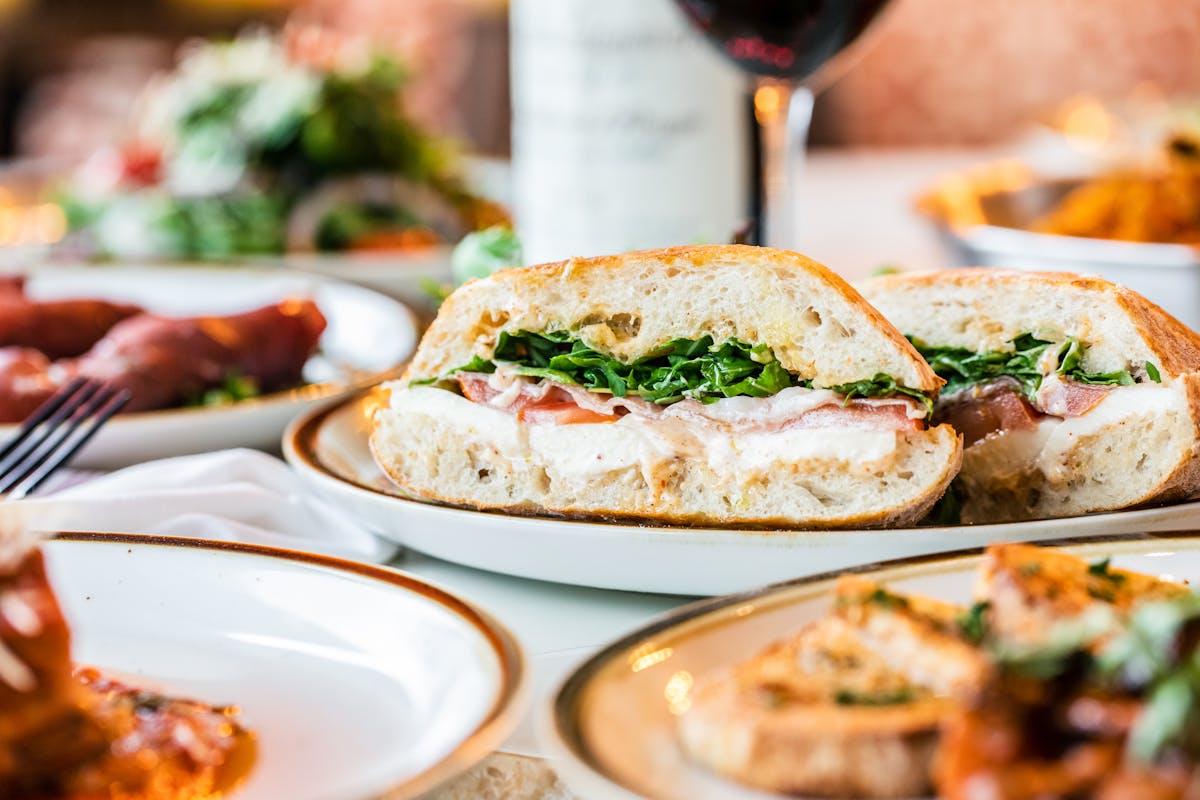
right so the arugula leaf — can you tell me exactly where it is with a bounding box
[409,355,495,386]
[430,330,932,409]
[829,373,934,416]
[929,482,962,525]
[912,333,1137,402]
[451,225,522,284]
[490,331,805,405]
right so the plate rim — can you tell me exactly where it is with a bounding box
[542,530,1200,800]
[48,530,530,800]
[0,264,419,429]
[284,389,1200,539]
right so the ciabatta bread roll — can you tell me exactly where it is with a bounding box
[372,245,962,528]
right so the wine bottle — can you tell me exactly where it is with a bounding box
[510,0,749,264]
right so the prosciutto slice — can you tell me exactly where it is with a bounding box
[935,375,1119,446]
[937,387,1041,447]
[1035,375,1113,417]
[454,372,923,432]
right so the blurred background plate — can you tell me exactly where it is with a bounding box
[259,248,453,312]
[48,532,527,800]
[283,390,1200,596]
[542,533,1200,800]
[1,265,419,468]
[918,170,1200,328]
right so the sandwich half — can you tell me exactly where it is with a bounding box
[861,269,1200,523]
[370,245,961,528]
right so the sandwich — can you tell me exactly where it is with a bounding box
[861,269,1200,523]
[679,577,990,797]
[369,245,962,528]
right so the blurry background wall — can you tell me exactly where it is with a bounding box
[1,0,1199,160]
[811,0,1200,145]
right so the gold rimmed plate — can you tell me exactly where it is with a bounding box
[540,533,1200,800]
[282,391,1200,596]
[45,531,528,799]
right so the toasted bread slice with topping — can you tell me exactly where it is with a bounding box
[679,578,989,797]
[976,542,1190,647]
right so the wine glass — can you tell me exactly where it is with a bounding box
[674,0,895,248]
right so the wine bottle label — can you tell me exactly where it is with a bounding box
[511,0,748,264]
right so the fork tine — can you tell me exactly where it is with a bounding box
[7,388,130,500]
[0,379,104,483]
[0,376,89,463]
[0,381,117,495]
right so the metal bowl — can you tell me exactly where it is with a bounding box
[917,167,1200,328]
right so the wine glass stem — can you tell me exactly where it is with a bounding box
[760,81,814,249]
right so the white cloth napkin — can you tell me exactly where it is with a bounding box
[6,449,395,562]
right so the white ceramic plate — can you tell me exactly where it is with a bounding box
[541,533,1200,800]
[283,391,1200,596]
[44,532,528,800]
[3,265,419,468]
[262,249,452,311]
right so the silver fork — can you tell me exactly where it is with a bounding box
[0,378,130,499]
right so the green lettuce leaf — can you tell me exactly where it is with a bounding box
[426,330,930,410]
[913,333,1137,402]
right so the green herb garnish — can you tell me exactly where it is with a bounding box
[1147,361,1163,383]
[959,601,991,643]
[1088,557,1127,584]
[826,373,933,416]
[866,587,910,610]
[834,687,914,706]
[913,333,1136,403]
[451,225,522,284]
[425,330,931,410]
[192,372,261,407]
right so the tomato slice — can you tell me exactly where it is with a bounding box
[518,402,617,425]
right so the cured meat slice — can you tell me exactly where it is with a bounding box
[455,372,923,431]
[937,388,1041,447]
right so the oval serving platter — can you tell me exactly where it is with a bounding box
[284,390,1200,596]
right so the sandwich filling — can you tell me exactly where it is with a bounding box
[915,334,1162,446]
[399,330,939,486]
[417,329,933,426]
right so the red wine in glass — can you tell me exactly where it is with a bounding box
[674,0,895,245]
[675,0,894,79]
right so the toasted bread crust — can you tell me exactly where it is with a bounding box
[407,245,943,392]
[862,268,1200,376]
